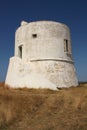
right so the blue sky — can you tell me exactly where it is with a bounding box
[0,0,87,82]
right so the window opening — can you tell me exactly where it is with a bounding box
[32,34,37,38]
[64,39,68,52]
[18,45,22,58]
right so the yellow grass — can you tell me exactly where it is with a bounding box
[0,83,87,130]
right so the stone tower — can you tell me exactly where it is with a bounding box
[5,20,78,90]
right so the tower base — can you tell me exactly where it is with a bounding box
[5,57,78,90]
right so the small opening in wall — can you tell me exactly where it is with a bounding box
[32,34,37,38]
[64,39,68,52]
[18,45,22,58]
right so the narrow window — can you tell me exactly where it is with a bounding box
[32,34,37,38]
[18,45,22,58]
[64,39,68,52]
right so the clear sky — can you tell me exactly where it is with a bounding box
[0,0,87,82]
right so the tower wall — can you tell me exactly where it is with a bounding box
[15,21,72,62]
[5,21,78,89]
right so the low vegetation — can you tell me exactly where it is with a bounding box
[0,82,87,130]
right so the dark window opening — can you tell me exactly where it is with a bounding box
[18,45,22,58]
[32,34,37,38]
[64,39,68,52]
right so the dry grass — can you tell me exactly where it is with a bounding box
[0,83,87,130]
[0,82,5,88]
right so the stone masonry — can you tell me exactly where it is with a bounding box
[5,20,78,90]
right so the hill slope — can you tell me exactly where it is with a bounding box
[0,84,87,130]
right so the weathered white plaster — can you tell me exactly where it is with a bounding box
[5,20,78,89]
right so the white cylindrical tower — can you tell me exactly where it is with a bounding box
[5,21,78,89]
